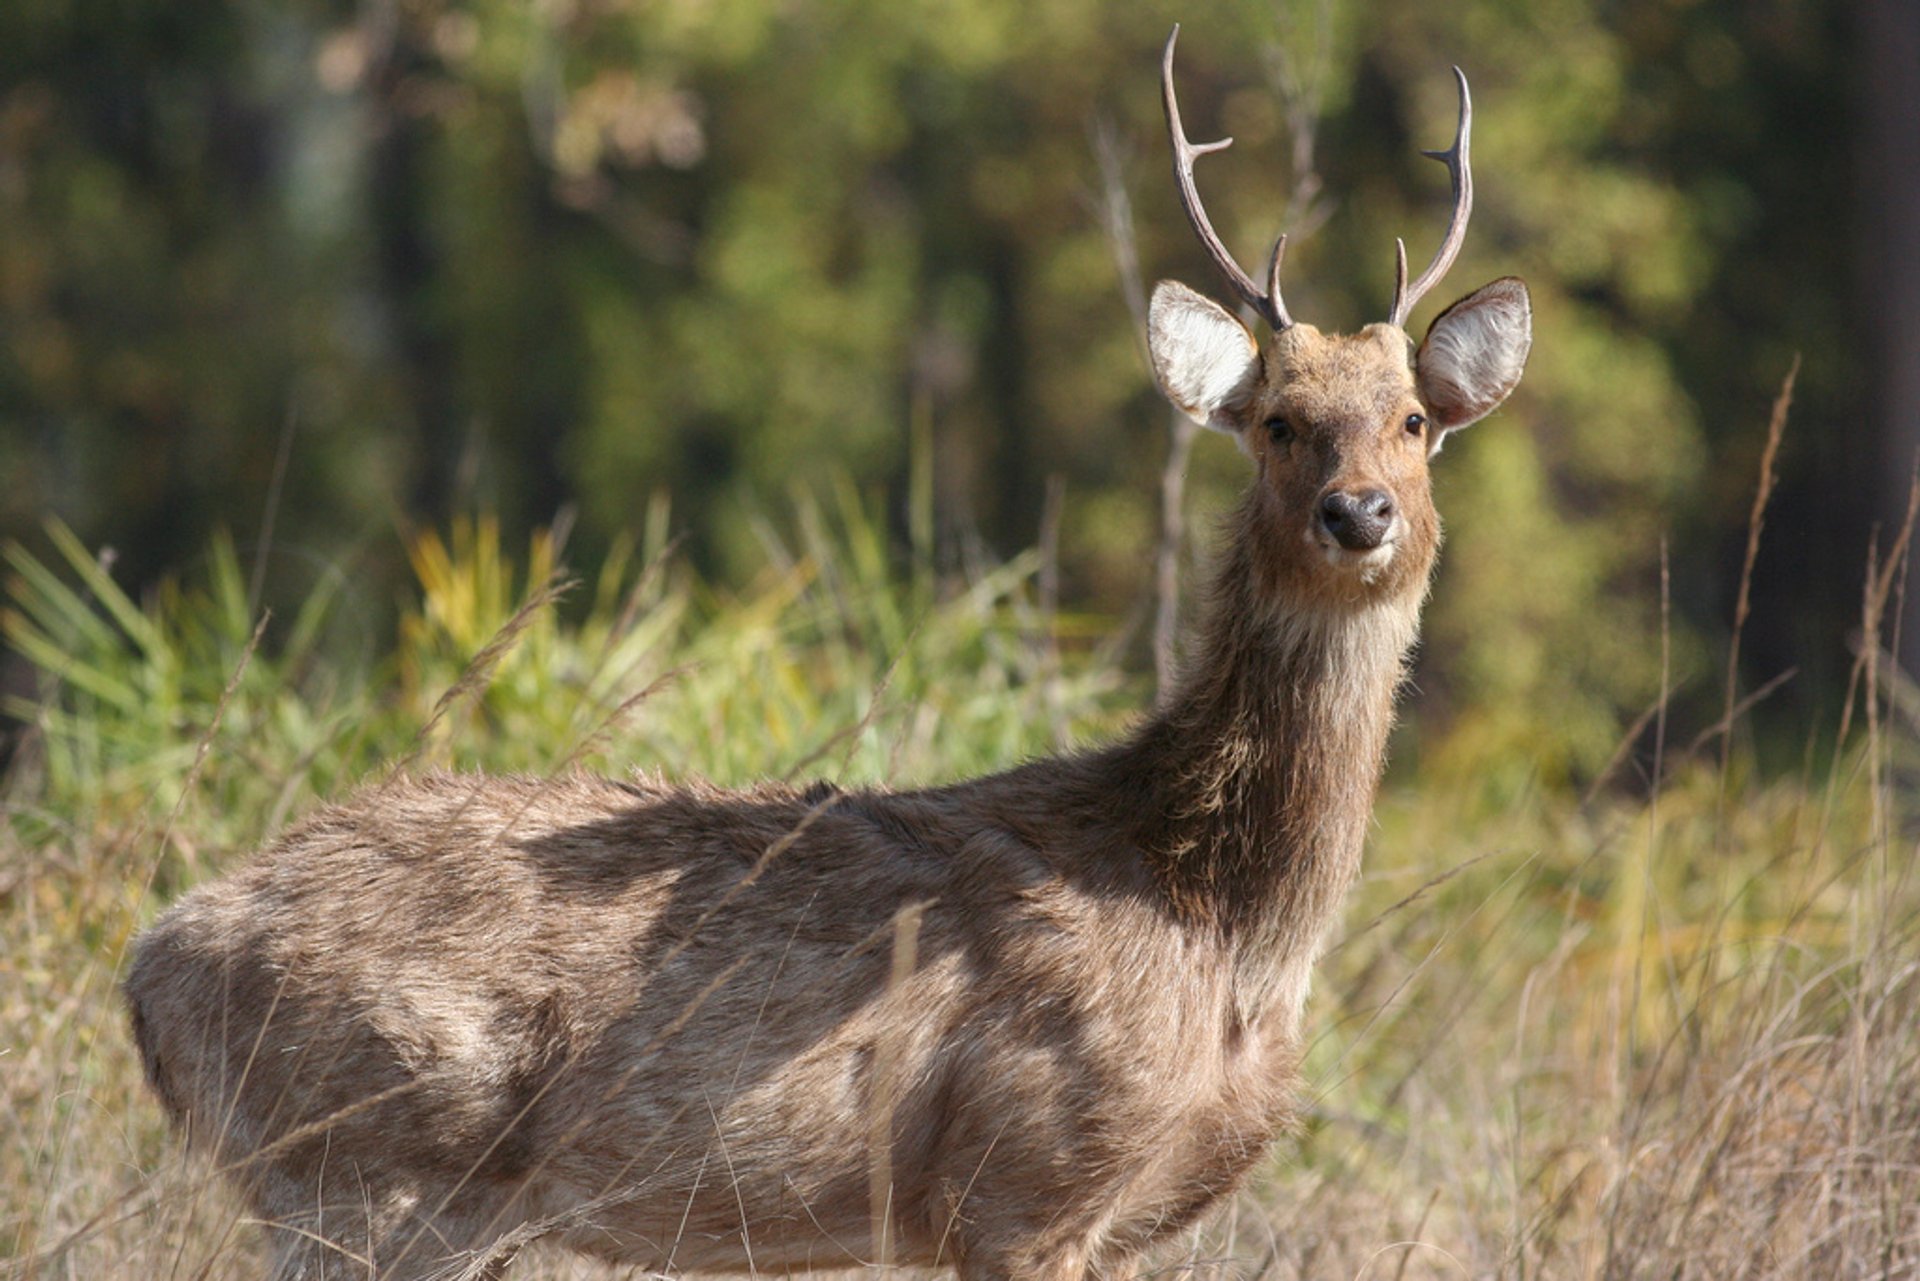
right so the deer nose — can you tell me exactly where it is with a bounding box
[1319,489,1396,551]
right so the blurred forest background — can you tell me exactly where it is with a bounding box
[2,0,1916,779]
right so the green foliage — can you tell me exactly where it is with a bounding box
[3,522,361,857]
[0,0,1859,785]
[3,486,1129,872]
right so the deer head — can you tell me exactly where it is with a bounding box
[1149,26,1532,610]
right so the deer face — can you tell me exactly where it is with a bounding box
[1150,26,1532,609]
[1147,277,1532,607]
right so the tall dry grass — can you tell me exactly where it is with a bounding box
[3,430,1916,1278]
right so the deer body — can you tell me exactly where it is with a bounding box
[125,29,1530,1281]
[131,763,1296,1279]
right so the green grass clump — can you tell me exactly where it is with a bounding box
[2,478,1916,1279]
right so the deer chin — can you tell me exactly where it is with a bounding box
[1304,524,1402,585]
[1338,541,1399,586]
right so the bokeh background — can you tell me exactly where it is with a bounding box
[3,0,1915,776]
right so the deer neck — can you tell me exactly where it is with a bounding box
[1112,501,1427,1025]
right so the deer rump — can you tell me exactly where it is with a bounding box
[125,767,1295,1277]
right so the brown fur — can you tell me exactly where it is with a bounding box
[125,173,1530,1281]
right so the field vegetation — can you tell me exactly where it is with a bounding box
[4,422,1917,1279]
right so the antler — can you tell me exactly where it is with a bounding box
[1161,25,1292,331]
[1387,67,1473,329]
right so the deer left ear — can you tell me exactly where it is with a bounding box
[1414,277,1531,449]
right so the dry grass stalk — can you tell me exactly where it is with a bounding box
[1719,354,1798,782]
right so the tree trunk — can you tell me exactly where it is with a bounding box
[1861,0,1920,667]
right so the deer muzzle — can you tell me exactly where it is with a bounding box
[1318,488,1397,552]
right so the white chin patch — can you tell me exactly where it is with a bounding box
[1304,522,1401,584]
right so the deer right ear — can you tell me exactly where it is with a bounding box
[1148,281,1260,433]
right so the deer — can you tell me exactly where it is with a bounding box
[123,26,1530,1281]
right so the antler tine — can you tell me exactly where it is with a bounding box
[1161,25,1292,331]
[1265,233,1290,328]
[1387,66,1473,329]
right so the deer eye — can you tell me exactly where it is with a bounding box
[1404,412,1427,437]
[1266,416,1293,444]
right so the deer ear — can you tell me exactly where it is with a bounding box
[1148,281,1260,433]
[1415,277,1531,446]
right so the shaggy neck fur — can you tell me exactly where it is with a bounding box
[1103,492,1427,1024]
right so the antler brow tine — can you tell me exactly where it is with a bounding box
[1161,25,1293,331]
[1387,65,1474,329]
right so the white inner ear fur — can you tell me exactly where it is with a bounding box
[1148,281,1260,434]
[1415,278,1531,450]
